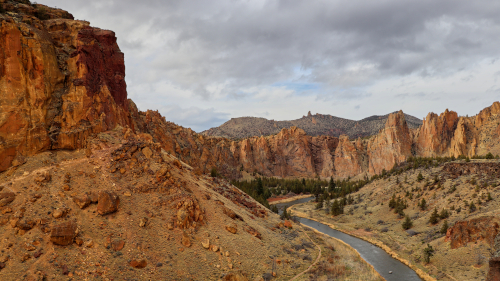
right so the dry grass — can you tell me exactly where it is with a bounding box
[304,229,384,281]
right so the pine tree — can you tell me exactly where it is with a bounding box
[417,172,424,182]
[423,244,435,263]
[429,207,439,224]
[419,198,427,211]
[256,178,264,195]
[315,196,324,210]
[389,194,396,209]
[440,220,449,234]
[469,201,476,212]
[439,208,450,219]
[402,215,413,230]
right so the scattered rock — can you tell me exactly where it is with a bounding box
[212,245,219,252]
[129,259,147,269]
[139,217,148,227]
[50,221,78,246]
[87,192,99,203]
[16,219,36,230]
[284,220,293,229]
[0,193,15,207]
[52,209,66,219]
[202,239,210,249]
[181,232,191,247]
[225,224,237,234]
[112,240,125,251]
[75,238,84,246]
[21,254,31,263]
[24,242,36,251]
[142,147,153,159]
[97,191,120,215]
[84,240,94,248]
[73,194,91,209]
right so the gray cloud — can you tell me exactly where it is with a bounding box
[41,0,500,130]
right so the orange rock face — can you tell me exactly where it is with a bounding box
[0,6,131,172]
[445,217,500,249]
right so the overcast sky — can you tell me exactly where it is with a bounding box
[42,0,500,132]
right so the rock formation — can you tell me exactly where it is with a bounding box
[0,2,131,172]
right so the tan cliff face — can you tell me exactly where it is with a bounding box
[0,3,131,172]
[367,110,413,175]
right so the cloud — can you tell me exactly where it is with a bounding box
[156,105,230,132]
[40,0,500,130]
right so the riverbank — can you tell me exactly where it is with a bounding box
[290,203,436,281]
[291,222,384,281]
[298,223,384,281]
[268,194,313,205]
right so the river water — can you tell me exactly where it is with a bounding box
[275,197,422,281]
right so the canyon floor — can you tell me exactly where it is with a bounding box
[291,159,500,281]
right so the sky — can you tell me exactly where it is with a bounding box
[41,0,500,132]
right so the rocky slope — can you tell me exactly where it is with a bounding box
[201,111,422,140]
[0,127,328,280]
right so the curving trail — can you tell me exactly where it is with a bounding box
[289,225,322,281]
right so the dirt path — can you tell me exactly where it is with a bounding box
[289,226,322,281]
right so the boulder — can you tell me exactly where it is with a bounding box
[50,221,77,246]
[97,191,120,215]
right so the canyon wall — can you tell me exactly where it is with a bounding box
[1,2,500,180]
[132,104,500,180]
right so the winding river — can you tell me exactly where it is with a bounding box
[275,197,422,281]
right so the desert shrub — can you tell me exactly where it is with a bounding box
[381,227,389,233]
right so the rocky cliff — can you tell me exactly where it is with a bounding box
[0,1,131,172]
[132,104,500,181]
[1,2,500,182]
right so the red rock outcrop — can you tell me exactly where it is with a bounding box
[0,3,131,172]
[445,217,500,249]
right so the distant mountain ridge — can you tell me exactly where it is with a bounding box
[201,111,423,139]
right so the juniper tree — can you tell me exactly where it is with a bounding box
[402,215,413,230]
